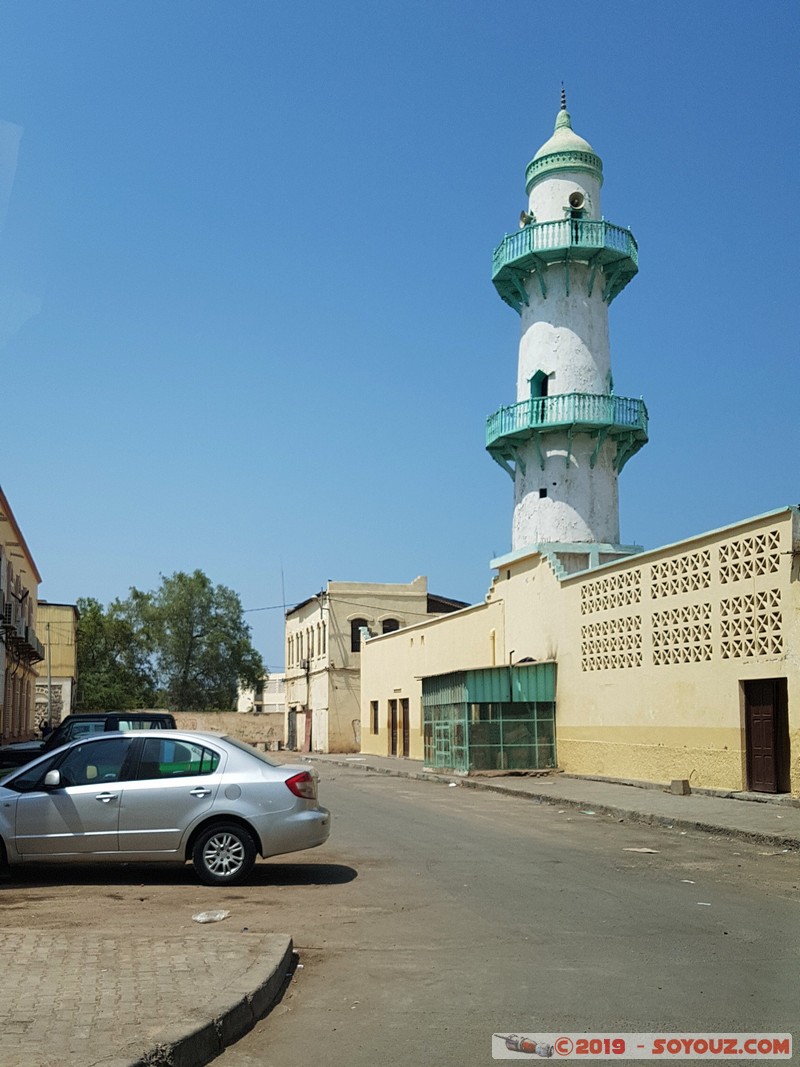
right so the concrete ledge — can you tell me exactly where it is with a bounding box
[121,935,294,1067]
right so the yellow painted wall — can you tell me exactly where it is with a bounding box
[360,600,505,760]
[36,603,78,678]
[360,509,800,795]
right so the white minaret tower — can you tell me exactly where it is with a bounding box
[487,91,647,564]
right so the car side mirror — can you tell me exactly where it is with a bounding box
[43,770,61,788]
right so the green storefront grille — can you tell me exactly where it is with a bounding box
[422,663,556,774]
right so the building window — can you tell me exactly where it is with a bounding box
[382,618,400,635]
[351,618,368,653]
[371,700,379,734]
[321,621,326,655]
[309,627,314,659]
[530,369,549,398]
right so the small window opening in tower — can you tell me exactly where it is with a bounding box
[530,370,549,398]
[539,488,548,499]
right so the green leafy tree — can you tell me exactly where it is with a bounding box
[75,597,155,710]
[126,570,264,711]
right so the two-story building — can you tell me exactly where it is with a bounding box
[0,487,44,743]
[285,577,467,753]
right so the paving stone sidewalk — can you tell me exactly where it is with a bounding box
[0,928,292,1067]
[303,752,800,850]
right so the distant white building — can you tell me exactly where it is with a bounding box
[237,672,286,749]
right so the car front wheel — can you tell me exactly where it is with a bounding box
[192,823,257,886]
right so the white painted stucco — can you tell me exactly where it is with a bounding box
[513,435,620,546]
[517,265,611,399]
[508,132,624,553]
[528,172,601,224]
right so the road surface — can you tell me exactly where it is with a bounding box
[216,764,799,1066]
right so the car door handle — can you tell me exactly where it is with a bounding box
[95,792,118,803]
[189,787,211,797]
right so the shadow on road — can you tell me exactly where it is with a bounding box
[0,860,357,890]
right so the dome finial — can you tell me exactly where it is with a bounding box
[555,85,572,131]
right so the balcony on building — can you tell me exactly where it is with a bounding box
[492,217,638,311]
[486,392,648,476]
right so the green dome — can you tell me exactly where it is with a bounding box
[525,106,603,193]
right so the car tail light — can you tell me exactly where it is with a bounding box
[285,771,317,800]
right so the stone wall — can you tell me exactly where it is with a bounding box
[173,711,284,749]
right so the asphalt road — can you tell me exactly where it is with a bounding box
[216,764,800,1067]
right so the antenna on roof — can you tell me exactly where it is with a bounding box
[560,83,567,111]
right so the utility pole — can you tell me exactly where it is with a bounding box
[46,621,53,727]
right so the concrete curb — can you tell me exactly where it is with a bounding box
[305,756,800,852]
[116,935,294,1067]
[454,777,800,851]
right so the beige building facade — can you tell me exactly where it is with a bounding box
[0,487,44,743]
[361,508,800,796]
[34,602,79,727]
[285,578,467,754]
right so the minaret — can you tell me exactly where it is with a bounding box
[487,92,647,561]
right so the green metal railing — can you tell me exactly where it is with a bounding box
[492,218,638,308]
[493,218,637,274]
[486,392,647,446]
[486,392,648,476]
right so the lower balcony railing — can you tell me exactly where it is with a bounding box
[486,392,648,476]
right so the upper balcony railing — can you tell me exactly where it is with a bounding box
[486,392,648,475]
[492,218,638,309]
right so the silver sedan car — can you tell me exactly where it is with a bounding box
[0,731,330,885]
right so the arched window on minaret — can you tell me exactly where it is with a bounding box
[529,370,549,398]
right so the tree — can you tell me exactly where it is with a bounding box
[75,597,155,710]
[126,570,264,711]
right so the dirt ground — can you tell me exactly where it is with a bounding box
[0,853,357,939]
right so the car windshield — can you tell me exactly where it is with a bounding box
[221,735,280,767]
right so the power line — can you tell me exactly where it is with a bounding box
[245,594,469,621]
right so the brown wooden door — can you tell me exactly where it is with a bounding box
[744,679,789,793]
[389,700,398,757]
[401,698,409,757]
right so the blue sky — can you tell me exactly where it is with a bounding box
[0,1,797,670]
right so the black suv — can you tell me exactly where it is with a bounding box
[0,712,177,770]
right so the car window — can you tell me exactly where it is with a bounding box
[55,737,132,787]
[116,719,173,730]
[62,721,104,742]
[135,737,221,780]
[222,735,280,767]
[3,754,63,793]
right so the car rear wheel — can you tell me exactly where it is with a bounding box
[192,823,257,886]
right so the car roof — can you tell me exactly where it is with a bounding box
[69,729,226,741]
[62,712,174,719]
